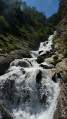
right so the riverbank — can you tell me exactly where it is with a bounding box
[51,18,67,119]
[0,34,60,119]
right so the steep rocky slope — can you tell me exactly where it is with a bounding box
[0,33,42,75]
[52,17,67,119]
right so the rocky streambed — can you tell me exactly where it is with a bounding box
[0,34,60,119]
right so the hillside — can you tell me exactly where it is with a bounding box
[0,0,54,75]
[51,17,67,119]
[0,0,67,119]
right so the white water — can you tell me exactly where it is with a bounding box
[0,33,60,119]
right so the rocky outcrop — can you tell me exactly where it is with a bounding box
[52,73,57,83]
[36,56,44,64]
[52,18,67,119]
[0,49,31,75]
[40,64,54,69]
[36,70,42,83]
[53,80,67,119]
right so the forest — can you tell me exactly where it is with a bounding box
[0,0,67,52]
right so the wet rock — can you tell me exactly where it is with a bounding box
[11,59,31,67]
[36,70,42,83]
[39,93,47,103]
[25,72,30,79]
[46,51,50,54]
[0,104,13,119]
[0,50,31,76]
[2,79,15,101]
[17,61,30,67]
[36,56,44,64]
[52,73,57,83]
[37,84,48,104]
[39,50,43,54]
[21,68,25,74]
[40,64,53,69]
[57,72,61,78]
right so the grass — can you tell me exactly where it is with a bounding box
[0,34,17,52]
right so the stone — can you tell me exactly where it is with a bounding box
[36,70,42,83]
[39,50,43,54]
[36,56,44,64]
[52,73,57,83]
[40,64,53,69]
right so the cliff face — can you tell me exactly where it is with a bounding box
[53,18,67,119]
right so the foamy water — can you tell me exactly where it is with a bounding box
[0,33,60,119]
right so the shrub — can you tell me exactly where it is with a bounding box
[44,26,53,35]
[53,56,62,66]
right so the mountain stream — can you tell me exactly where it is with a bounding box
[0,34,60,119]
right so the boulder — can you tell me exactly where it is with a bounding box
[0,49,31,76]
[36,56,44,64]
[36,70,42,83]
[40,64,53,69]
[2,79,15,101]
[39,50,43,54]
[21,68,25,74]
[52,73,57,83]
[11,59,31,68]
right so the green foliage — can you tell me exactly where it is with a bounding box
[51,36,57,49]
[47,0,67,27]
[47,13,61,26]
[53,56,58,60]
[63,34,67,43]
[62,34,67,57]
[53,55,61,66]
[59,0,67,7]
[63,49,67,57]
[44,26,53,35]
[63,74,67,83]
[0,0,66,53]
[53,59,62,66]
[0,16,10,33]
[0,34,17,52]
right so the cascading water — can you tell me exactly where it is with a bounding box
[0,33,60,119]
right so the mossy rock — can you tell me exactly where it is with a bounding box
[63,75,67,83]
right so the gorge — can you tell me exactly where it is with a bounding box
[0,33,60,119]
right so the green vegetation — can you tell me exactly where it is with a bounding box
[51,36,57,49]
[0,0,67,53]
[63,49,67,57]
[62,34,67,57]
[63,34,67,44]
[0,16,10,34]
[53,59,62,66]
[53,56,62,66]
[0,0,55,53]
[63,74,67,83]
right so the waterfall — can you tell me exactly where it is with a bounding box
[0,33,60,119]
